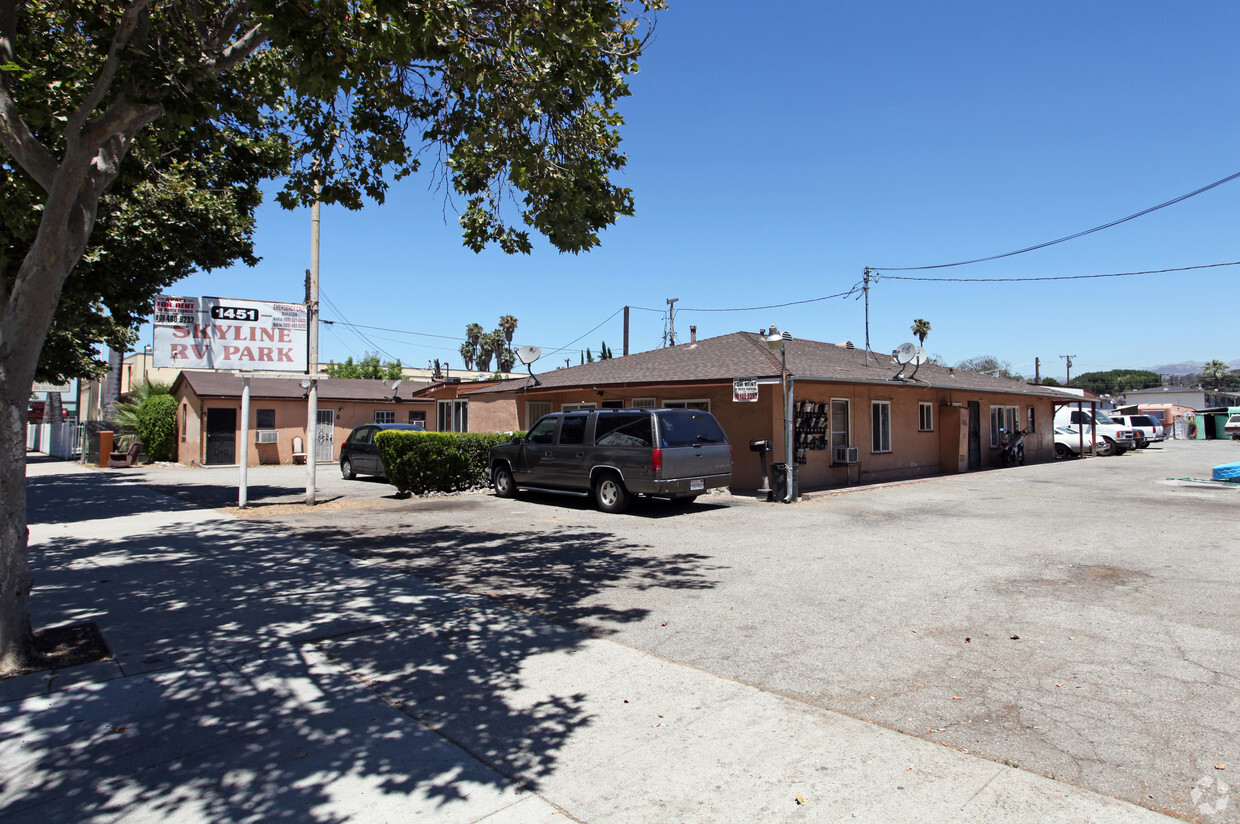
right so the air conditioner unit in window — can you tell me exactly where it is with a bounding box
[256,430,279,444]
[833,445,859,464]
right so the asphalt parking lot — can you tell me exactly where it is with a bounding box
[117,439,1240,821]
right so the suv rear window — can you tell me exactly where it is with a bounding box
[1130,415,1155,426]
[595,413,653,447]
[658,411,727,447]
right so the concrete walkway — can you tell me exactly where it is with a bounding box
[2,458,1176,822]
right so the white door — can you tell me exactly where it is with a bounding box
[315,410,335,462]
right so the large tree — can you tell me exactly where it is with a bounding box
[0,0,664,671]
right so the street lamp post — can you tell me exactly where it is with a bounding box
[765,328,794,503]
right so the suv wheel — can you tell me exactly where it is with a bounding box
[493,465,516,498]
[341,458,356,479]
[593,472,631,514]
[1054,443,1071,460]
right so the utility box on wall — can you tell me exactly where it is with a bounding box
[938,404,969,474]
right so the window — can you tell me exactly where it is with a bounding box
[663,399,711,411]
[437,399,468,432]
[526,401,552,425]
[562,402,596,411]
[631,397,657,408]
[527,416,557,445]
[919,402,933,432]
[871,401,891,453]
[408,410,426,425]
[595,412,653,447]
[257,409,275,429]
[559,415,588,445]
[601,399,625,409]
[990,405,1019,447]
[374,410,396,424]
[1027,405,1036,433]
[181,403,188,443]
[831,399,850,449]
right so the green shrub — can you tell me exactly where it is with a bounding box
[135,394,177,462]
[375,430,523,495]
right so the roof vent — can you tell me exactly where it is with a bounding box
[844,341,855,349]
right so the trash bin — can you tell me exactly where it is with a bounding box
[770,462,799,502]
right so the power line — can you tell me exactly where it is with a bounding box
[871,170,1240,271]
[876,260,1240,283]
[681,283,864,313]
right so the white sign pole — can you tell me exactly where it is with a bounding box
[239,377,251,508]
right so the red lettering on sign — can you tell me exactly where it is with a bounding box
[277,348,294,362]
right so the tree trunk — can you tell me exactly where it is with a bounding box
[0,393,34,672]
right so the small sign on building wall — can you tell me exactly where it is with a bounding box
[152,295,308,372]
[733,379,759,402]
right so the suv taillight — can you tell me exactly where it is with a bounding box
[652,448,662,473]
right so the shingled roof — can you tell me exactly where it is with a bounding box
[173,371,431,401]
[467,331,1064,398]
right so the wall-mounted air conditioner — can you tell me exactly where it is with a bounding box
[833,445,859,464]
[256,430,279,444]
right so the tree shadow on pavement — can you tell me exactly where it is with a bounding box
[279,521,724,637]
[5,472,721,822]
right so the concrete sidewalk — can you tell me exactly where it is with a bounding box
[2,460,1176,822]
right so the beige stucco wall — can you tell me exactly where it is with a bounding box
[174,389,437,466]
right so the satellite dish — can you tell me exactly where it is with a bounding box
[895,342,919,364]
[892,343,928,382]
[514,345,542,387]
[391,380,401,391]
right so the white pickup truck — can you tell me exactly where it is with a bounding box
[1054,408,1137,456]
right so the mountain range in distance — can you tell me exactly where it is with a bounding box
[1144,360,1240,376]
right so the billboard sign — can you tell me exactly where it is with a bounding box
[152,295,308,372]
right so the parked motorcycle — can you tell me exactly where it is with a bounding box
[999,427,1027,467]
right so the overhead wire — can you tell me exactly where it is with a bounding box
[870,170,1240,271]
[877,260,1240,283]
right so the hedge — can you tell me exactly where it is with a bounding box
[375,430,520,495]
[135,394,177,462]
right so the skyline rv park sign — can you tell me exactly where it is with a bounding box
[152,295,308,372]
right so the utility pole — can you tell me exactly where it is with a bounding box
[664,297,679,347]
[862,268,872,366]
[1035,357,1041,384]
[1060,354,1075,385]
[623,305,630,356]
[306,181,321,505]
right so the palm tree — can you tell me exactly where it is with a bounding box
[458,342,475,371]
[911,318,931,345]
[113,379,172,448]
[1203,359,1231,389]
[498,314,518,345]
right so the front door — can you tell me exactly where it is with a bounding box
[315,409,335,462]
[205,408,237,465]
[967,401,981,469]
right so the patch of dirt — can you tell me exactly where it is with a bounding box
[220,497,396,519]
[0,622,112,680]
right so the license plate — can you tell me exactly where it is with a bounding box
[689,479,705,491]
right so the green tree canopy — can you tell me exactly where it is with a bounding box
[324,354,403,380]
[0,0,665,670]
[1071,369,1161,396]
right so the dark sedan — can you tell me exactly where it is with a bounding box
[340,422,425,480]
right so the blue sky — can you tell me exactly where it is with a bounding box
[148,1,1240,379]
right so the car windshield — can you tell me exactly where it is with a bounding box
[1094,411,1117,425]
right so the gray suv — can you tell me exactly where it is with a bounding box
[487,408,733,513]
